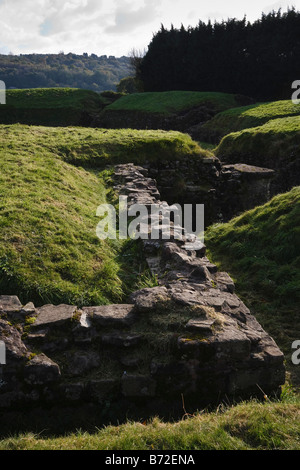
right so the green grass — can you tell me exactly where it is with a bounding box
[4,88,105,109]
[1,396,300,450]
[9,124,209,167]
[0,124,205,306]
[215,115,300,165]
[0,138,122,307]
[205,186,300,385]
[106,91,245,116]
[0,88,105,126]
[200,99,300,142]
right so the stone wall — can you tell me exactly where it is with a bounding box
[145,155,275,225]
[0,163,285,426]
[218,149,300,198]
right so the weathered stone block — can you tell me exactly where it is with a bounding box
[129,286,170,312]
[33,304,78,329]
[24,353,61,385]
[20,302,36,315]
[64,350,101,376]
[0,295,22,313]
[82,304,136,327]
[214,325,251,360]
[87,379,119,402]
[185,318,215,333]
[61,382,85,401]
[215,272,235,293]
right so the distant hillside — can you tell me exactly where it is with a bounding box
[0,53,132,92]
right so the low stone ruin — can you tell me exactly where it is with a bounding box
[144,154,275,225]
[0,163,285,423]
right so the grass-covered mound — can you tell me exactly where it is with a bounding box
[0,124,207,306]
[98,91,251,131]
[216,115,300,165]
[205,187,300,382]
[11,124,209,166]
[215,116,300,193]
[0,88,105,126]
[199,100,300,143]
[105,91,245,116]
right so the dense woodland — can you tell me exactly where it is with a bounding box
[137,8,300,100]
[0,53,132,92]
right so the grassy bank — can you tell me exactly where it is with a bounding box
[1,396,300,450]
[205,186,300,385]
[215,115,300,166]
[105,91,247,116]
[2,124,209,167]
[200,99,300,142]
[0,88,105,126]
[0,141,123,306]
[0,124,205,306]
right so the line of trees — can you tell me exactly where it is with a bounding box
[137,8,300,100]
[0,53,132,92]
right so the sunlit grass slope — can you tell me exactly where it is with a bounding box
[0,124,206,306]
[215,115,300,166]
[0,88,105,126]
[200,100,300,142]
[106,91,246,116]
[205,187,300,374]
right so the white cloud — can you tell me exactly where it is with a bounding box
[0,0,299,56]
[106,0,159,34]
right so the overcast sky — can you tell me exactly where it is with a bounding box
[0,0,299,56]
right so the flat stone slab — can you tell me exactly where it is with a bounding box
[222,164,275,177]
[33,304,78,328]
[185,318,215,333]
[82,304,136,327]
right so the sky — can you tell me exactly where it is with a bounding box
[0,0,299,57]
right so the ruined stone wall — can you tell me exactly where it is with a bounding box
[0,163,285,427]
[146,155,274,224]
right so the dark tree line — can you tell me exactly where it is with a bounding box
[137,8,300,100]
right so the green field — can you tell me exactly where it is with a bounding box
[106,91,246,116]
[4,88,104,109]
[0,124,206,306]
[199,100,300,143]
[5,124,208,167]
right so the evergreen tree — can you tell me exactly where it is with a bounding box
[138,8,300,100]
